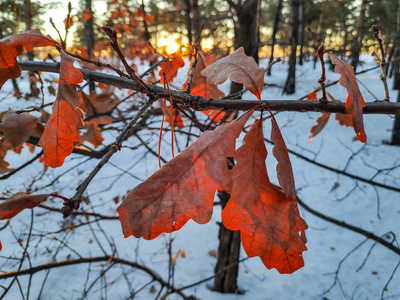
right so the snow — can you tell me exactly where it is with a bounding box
[1,54,400,299]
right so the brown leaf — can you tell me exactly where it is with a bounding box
[38,50,84,168]
[0,110,42,147]
[328,53,366,143]
[159,55,185,84]
[117,110,253,240]
[80,90,120,125]
[184,51,225,100]
[222,119,307,274]
[0,192,51,220]
[309,113,330,141]
[0,139,13,174]
[81,121,104,148]
[0,29,57,91]
[201,47,265,100]
[271,116,296,200]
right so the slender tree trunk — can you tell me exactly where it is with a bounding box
[192,0,200,40]
[298,0,305,65]
[85,0,96,93]
[267,0,283,75]
[391,0,400,145]
[284,0,300,94]
[350,0,368,72]
[341,9,348,59]
[24,0,34,61]
[141,0,151,41]
[184,0,193,44]
[213,190,241,294]
[214,0,261,293]
[313,1,326,68]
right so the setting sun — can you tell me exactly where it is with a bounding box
[157,36,181,55]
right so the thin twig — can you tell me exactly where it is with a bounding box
[371,25,390,101]
[317,45,328,104]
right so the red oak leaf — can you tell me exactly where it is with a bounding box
[0,29,57,90]
[0,110,43,147]
[0,192,51,220]
[38,50,84,168]
[117,110,253,240]
[201,47,265,100]
[222,118,307,274]
[271,116,296,200]
[309,113,330,141]
[81,121,104,148]
[159,55,185,84]
[328,53,366,143]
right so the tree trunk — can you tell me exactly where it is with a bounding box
[84,0,96,93]
[24,0,34,61]
[213,190,241,294]
[267,0,283,75]
[391,0,400,145]
[298,0,305,65]
[214,2,260,293]
[284,0,300,94]
[192,0,200,41]
[350,0,368,72]
[313,1,327,68]
[184,0,193,44]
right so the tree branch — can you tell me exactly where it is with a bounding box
[18,61,400,115]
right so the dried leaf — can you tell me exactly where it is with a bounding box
[80,90,119,125]
[0,29,57,90]
[0,139,13,174]
[0,193,51,220]
[38,50,84,168]
[81,121,104,148]
[309,113,330,141]
[0,110,42,147]
[117,110,253,240]
[159,55,185,84]
[328,53,366,143]
[271,116,296,200]
[222,119,307,274]
[201,47,265,100]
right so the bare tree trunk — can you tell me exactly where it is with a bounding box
[84,0,96,94]
[350,0,368,72]
[298,0,305,65]
[391,0,400,145]
[184,0,193,44]
[141,0,151,41]
[192,0,200,40]
[213,190,241,294]
[341,9,348,59]
[267,0,283,75]
[24,0,34,61]
[313,1,327,68]
[284,0,300,94]
[214,1,261,293]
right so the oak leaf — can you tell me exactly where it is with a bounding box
[0,192,51,220]
[117,110,253,240]
[81,121,104,148]
[309,113,330,141]
[38,50,84,168]
[328,53,366,142]
[0,29,57,90]
[0,139,13,174]
[271,116,296,200]
[222,119,307,274]
[159,55,185,84]
[80,90,120,125]
[201,47,265,100]
[0,110,43,147]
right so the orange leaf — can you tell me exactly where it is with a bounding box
[271,116,296,200]
[0,139,13,174]
[38,50,84,168]
[306,90,318,100]
[309,113,330,141]
[222,119,307,274]
[80,90,120,125]
[0,192,51,220]
[0,29,57,90]
[117,110,253,240]
[328,53,366,143]
[81,121,104,148]
[83,7,92,21]
[0,110,43,147]
[201,47,265,100]
[184,51,225,100]
[159,56,185,84]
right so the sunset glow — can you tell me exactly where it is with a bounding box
[157,36,181,55]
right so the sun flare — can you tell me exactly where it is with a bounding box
[157,36,181,55]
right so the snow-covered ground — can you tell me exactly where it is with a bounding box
[1,54,400,300]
